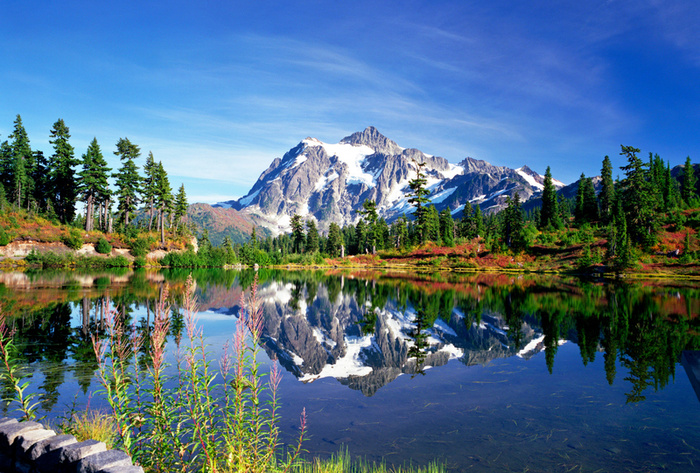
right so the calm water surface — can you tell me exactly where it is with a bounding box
[1,268,699,472]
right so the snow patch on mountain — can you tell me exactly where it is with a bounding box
[430,187,457,204]
[303,138,376,187]
[516,167,544,190]
[442,164,465,180]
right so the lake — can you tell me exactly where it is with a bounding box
[1,268,699,472]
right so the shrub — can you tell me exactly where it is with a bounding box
[161,250,201,267]
[26,251,75,267]
[63,228,84,250]
[106,255,130,267]
[130,237,150,258]
[95,237,112,254]
[0,226,9,246]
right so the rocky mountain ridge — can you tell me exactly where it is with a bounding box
[217,126,565,234]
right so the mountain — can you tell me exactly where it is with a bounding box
[186,203,270,246]
[217,126,565,233]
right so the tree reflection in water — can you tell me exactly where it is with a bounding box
[0,269,698,413]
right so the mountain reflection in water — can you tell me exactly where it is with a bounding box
[1,269,699,472]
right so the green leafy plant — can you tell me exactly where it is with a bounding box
[0,310,40,421]
[58,406,117,449]
[0,226,10,246]
[96,237,112,254]
[92,276,306,472]
[63,227,84,250]
[130,236,150,258]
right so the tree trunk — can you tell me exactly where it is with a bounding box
[97,200,103,231]
[85,194,94,232]
[160,208,165,245]
[148,199,154,232]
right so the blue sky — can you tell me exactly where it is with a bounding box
[1,0,699,204]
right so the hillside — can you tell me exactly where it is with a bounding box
[186,203,267,246]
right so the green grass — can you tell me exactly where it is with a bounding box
[294,449,446,473]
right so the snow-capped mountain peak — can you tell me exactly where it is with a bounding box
[216,127,567,233]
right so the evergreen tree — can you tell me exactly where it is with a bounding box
[305,219,319,253]
[8,115,33,208]
[473,204,484,238]
[390,215,409,249]
[574,173,587,224]
[154,161,173,244]
[249,227,258,249]
[649,153,666,206]
[173,184,188,231]
[664,162,681,210]
[31,150,50,212]
[425,205,440,243]
[502,193,526,251]
[113,138,142,227]
[539,166,561,229]
[377,217,389,250]
[581,177,598,223]
[457,201,473,238]
[326,222,343,256]
[0,140,12,196]
[599,156,615,224]
[142,152,158,230]
[407,159,430,244]
[619,145,657,248]
[77,138,111,231]
[357,199,380,253]
[439,208,455,246]
[681,156,697,206]
[48,119,78,223]
[354,219,368,253]
[290,214,305,253]
[612,198,632,269]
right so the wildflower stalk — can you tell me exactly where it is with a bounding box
[92,274,306,472]
[0,311,39,421]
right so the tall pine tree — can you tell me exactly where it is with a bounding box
[290,214,305,253]
[113,138,142,227]
[48,119,78,223]
[155,161,173,244]
[8,115,33,208]
[77,138,111,231]
[599,156,615,224]
[502,193,526,252]
[142,152,159,230]
[539,166,561,230]
[407,159,430,244]
[619,145,657,249]
[681,156,697,206]
[305,219,320,253]
[326,222,343,256]
[173,184,188,232]
[439,208,455,246]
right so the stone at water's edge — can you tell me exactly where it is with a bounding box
[681,351,700,402]
[0,417,143,473]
